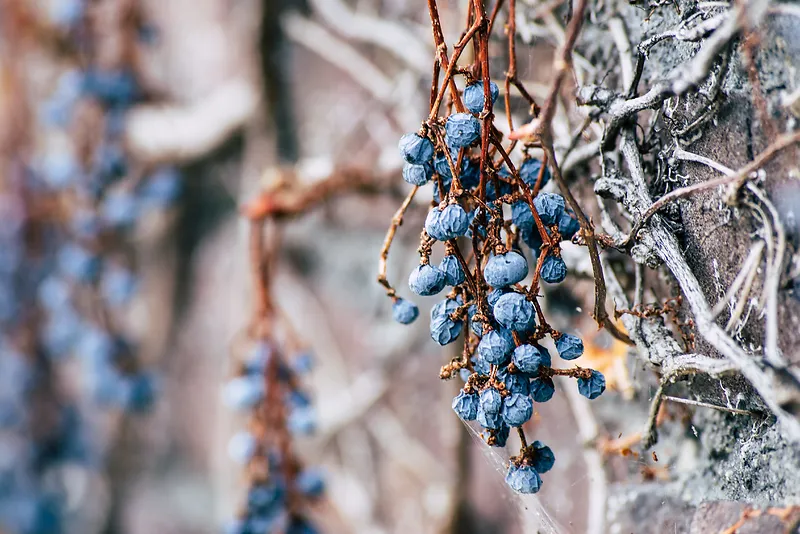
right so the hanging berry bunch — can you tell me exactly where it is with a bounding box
[223,215,324,534]
[378,0,607,495]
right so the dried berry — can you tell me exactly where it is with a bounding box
[392,298,419,324]
[430,297,463,345]
[402,162,433,186]
[463,81,499,114]
[555,333,584,360]
[503,371,531,396]
[519,158,550,189]
[530,377,555,402]
[493,292,535,332]
[512,344,551,375]
[532,192,565,226]
[502,393,533,426]
[540,255,567,284]
[425,204,470,241]
[408,264,446,296]
[398,132,434,164]
[439,254,465,286]
[577,370,606,400]
[558,210,580,240]
[452,390,479,421]
[477,329,514,365]
[505,464,542,494]
[530,441,555,474]
[444,113,481,149]
[484,250,529,288]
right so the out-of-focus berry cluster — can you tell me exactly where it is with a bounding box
[222,340,323,534]
[387,79,606,494]
[0,2,180,532]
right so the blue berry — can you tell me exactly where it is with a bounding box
[101,190,139,229]
[577,370,606,400]
[459,368,472,382]
[398,133,434,164]
[452,390,479,421]
[512,344,550,375]
[486,174,514,201]
[540,255,567,284]
[460,158,481,189]
[558,210,580,240]
[57,243,100,283]
[223,376,265,410]
[487,287,509,307]
[505,464,542,494]
[408,264,446,296]
[288,406,317,435]
[504,371,531,396]
[140,167,182,207]
[488,423,510,447]
[82,68,139,108]
[101,265,138,306]
[477,387,503,429]
[477,329,513,365]
[425,204,470,241]
[296,469,325,498]
[519,158,550,188]
[484,251,529,288]
[493,292,535,332]
[530,377,555,402]
[434,152,456,180]
[463,81,499,114]
[228,432,257,464]
[533,192,565,226]
[444,113,481,149]
[555,333,584,360]
[531,441,555,473]
[41,150,79,189]
[430,298,463,345]
[392,298,419,324]
[38,276,71,312]
[402,162,433,186]
[521,225,545,250]
[123,372,158,412]
[511,200,534,235]
[471,354,491,375]
[291,351,314,374]
[438,254,465,286]
[502,393,533,426]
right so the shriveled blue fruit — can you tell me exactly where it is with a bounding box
[434,152,480,189]
[540,255,567,284]
[288,406,317,435]
[402,162,433,185]
[512,200,534,234]
[555,333,584,360]
[533,192,565,226]
[479,387,502,414]
[487,287,509,307]
[502,393,533,426]
[484,251,528,287]
[472,354,491,375]
[408,264,446,296]
[531,441,555,473]
[430,298,463,345]
[512,344,551,375]
[578,370,606,399]
[484,423,510,447]
[445,113,481,149]
[425,204,470,241]
[460,158,481,189]
[519,158,551,188]
[521,225,544,250]
[398,133,434,164]
[477,404,503,430]
[486,174,514,201]
[477,329,514,365]
[459,368,472,382]
[505,464,542,494]
[530,377,555,402]
[223,376,265,410]
[493,292,535,332]
[392,298,419,324]
[504,371,531,395]
[296,469,325,498]
[439,254,465,286]
[452,390,479,421]
[463,81,500,114]
[558,210,580,239]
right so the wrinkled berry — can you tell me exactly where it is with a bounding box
[430,298,463,345]
[452,390,479,421]
[512,344,550,375]
[408,264,446,296]
[477,329,514,365]
[505,464,542,494]
[445,113,481,149]
[531,441,555,474]
[296,469,325,498]
[533,192,565,226]
[425,204,470,241]
[555,333,584,360]
[504,371,531,396]
[519,158,550,189]
[530,377,555,402]
[439,254,465,286]
[488,423,510,447]
[540,254,567,284]
[463,81,499,114]
[502,393,533,426]
[511,200,534,235]
[484,251,529,288]
[392,298,419,324]
[493,292,535,332]
[558,210,580,240]
[402,162,433,186]
[399,133,434,164]
[487,287,509,307]
[577,370,606,400]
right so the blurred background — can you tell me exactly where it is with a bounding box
[1,1,775,533]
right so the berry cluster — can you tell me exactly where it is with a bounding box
[385,79,606,494]
[223,341,323,534]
